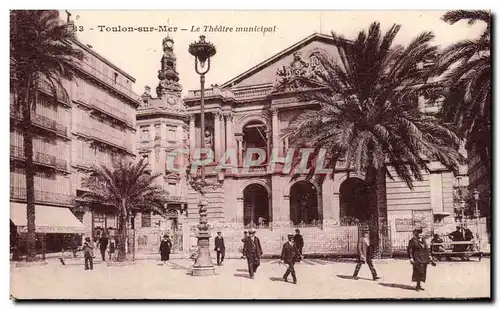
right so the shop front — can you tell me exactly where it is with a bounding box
[10,202,86,260]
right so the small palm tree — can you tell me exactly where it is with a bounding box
[433,10,491,168]
[10,10,84,261]
[285,22,462,255]
[81,159,170,262]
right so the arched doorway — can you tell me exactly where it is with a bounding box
[290,181,319,225]
[339,178,372,225]
[243,183,270,227]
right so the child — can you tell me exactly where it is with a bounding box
[83,237,94,270]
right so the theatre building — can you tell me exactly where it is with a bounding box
[10,34,139,257]
[133,33,473,257]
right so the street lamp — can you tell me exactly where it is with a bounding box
[188,35,216,276]
[473,189,481,249]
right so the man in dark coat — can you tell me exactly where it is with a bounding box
[159,234,172,263]
[214,231,225,266]
[98,234,109,261]
[281,233,301,284]
[243,229,263,279]
[293,229,304,258]
[83,237,94,271]
[353,231,380,281]
[407,228,435,291]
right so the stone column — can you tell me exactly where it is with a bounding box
[224,112,235,164]
[213,110,222,162]
[236,197,244,224]
[265,130,271,164]
[322,177,339,228]
[236,134,243,166]
[221,113,226,154]
[189,114,195,160]
[271,108,280,155]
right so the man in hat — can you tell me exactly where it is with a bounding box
[214,231,225,266]
[294,229,304,258]
[448,225,466,259]
[353,231,380,281]
[280,233,301,284]
[243,229,263,279]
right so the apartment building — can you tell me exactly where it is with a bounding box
[10,37,140,254]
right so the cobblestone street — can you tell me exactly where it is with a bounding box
[11,257,490,299]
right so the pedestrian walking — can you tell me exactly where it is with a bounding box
[240,231,248,259]
[243,229,263,279]
[353,231,380,281]
[159,234,172,263]
[407,228,436,291]
[83,237,94,271]
[108,238,116,262]
[294,229,304,258]
[98,234,109,261]
[214,231,225,266]
[280,233,301,284]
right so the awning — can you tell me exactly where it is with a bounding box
[10,203,85,234]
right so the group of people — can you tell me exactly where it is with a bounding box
[210,229,304,283]
[353,228,436,291]
[431,224,475,261]
[80,234,117,270]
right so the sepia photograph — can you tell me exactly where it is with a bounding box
[8,9,491,300]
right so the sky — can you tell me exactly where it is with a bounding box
[66,10,485,97]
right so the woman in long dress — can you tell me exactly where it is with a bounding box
[407,228,434,291]
[159,235,172,264]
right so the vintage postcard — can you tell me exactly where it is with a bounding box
[9,9,491,300]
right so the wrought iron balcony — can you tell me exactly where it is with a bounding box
[90,97,134,128]
[10,106,69,138]
[38,79,71,106]
[74,60,140,103]
[10,186,73,206]
[75,124,133,154]
[10,145,68,171]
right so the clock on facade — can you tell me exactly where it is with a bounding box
[166,40,174,49]
[167,96,176,105]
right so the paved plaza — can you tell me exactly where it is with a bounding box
[11,257,490,299]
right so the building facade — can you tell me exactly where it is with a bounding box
[10,36,140,254]
[132,33,472,257]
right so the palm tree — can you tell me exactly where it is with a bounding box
[81,159,170,262]
[285,22,462,255]
[433,10,491,169]
[10,10,84,261]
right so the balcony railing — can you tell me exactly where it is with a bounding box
[90,97,134,127]
[10,145,68,171]
[38,79,70,105]
[10,106,69,138]
[10,186,73,206]
[76,124,133,153]
[75,60,139,103]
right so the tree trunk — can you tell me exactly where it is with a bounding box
[116,210,128,262]
[366,167,385,259]
[21,77,37,262]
